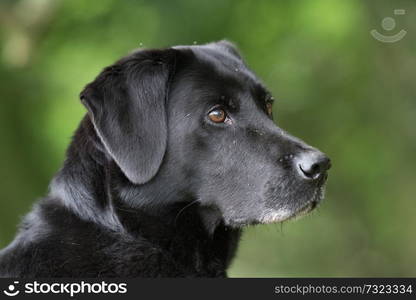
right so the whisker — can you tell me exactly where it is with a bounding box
[174,200,199,227]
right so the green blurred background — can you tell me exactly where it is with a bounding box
[0,0,415,277]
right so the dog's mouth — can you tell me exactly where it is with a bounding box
[221,173,329,228]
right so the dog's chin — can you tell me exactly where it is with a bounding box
[260,185,326,224]
[259,200,317,224]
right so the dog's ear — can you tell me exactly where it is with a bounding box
[80,49,176,184]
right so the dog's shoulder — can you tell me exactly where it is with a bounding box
[0,197,185,277]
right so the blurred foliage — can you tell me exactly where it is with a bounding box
[0,0,415,277]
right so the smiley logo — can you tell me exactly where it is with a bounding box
[3,281,20,297]
[371,9,406,43]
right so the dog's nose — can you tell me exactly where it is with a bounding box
[296,151,331,180]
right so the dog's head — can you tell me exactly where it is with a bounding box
[80,41,331,227]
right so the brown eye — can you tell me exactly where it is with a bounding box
[208,108,227,123]
[266,102,273,116]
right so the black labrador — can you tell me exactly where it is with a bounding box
[0,41,330,277]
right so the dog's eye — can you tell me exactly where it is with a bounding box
[266,102,273,117]
[208,108,227,123]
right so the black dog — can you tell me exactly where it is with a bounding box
[0,41,330,277]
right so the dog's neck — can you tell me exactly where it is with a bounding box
[48,116,241,273]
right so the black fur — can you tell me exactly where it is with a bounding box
[0,41,330,277]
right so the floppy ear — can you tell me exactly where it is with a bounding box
[80,49,176,184]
